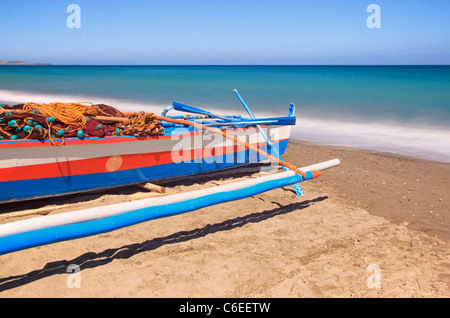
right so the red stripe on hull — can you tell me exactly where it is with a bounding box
[1,139,284,182]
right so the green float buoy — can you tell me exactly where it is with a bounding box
[23,125,33,133]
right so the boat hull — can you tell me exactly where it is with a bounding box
[0,125,292,203]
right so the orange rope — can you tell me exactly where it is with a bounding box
[23,102,98,126]
[0,126,11,138]
[154,115,307,178]
[47,122,65,146]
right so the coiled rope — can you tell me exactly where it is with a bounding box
[23,102,98,126]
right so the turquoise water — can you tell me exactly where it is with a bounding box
[1,65,449,161]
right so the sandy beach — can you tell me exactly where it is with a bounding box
[0,139,449,298]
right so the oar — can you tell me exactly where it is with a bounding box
[233,89,305,196]
[172,102,233,122]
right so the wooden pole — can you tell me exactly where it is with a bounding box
[139,182,166,193]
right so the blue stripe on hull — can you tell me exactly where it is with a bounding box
[0,139,289,203]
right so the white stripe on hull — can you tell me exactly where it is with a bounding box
[0,126,291,169]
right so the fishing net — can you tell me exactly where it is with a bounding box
[0,102,164,145]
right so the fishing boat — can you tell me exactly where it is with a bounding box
[1,92,297,204]
[0,90,341,256]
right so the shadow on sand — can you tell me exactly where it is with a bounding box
[0,196,327,293]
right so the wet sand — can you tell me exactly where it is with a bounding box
[0,140,449,297]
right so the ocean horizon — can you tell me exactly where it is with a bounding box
[1,65,449,162]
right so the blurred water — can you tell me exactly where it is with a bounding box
[1,65,449,162]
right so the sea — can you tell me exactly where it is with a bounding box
[1,65,449,162]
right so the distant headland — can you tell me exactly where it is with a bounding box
[0,61,52,65]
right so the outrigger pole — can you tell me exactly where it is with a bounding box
[233,89,305,196]
[93,113,309,178]
[154,115,308,178]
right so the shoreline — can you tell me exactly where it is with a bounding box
[0,139,449,297]
[2,90,450,164]
[291,136,450,165]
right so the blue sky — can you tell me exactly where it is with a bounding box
[0,0,449,65]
